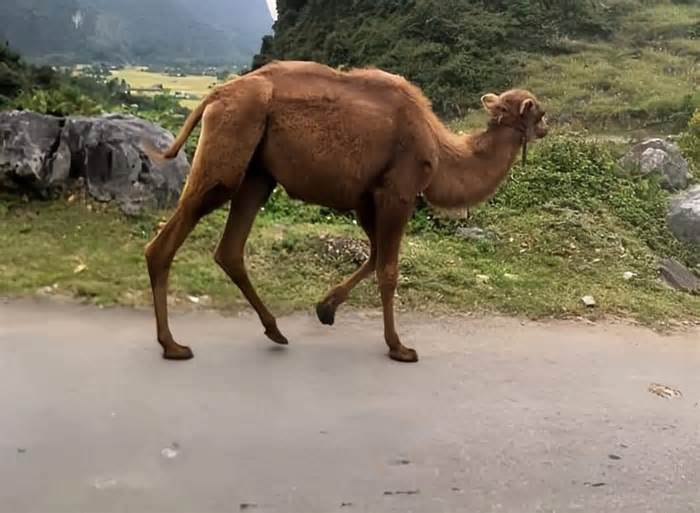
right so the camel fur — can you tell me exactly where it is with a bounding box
[143,60,549,363]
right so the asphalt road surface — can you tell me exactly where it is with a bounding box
[1,299,699,513]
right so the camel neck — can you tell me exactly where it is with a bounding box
[423,124,522,209]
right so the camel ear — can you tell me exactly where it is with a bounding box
[481,93,501,113]
[520,98,535,116]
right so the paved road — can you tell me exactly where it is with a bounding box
[1,299,699,513]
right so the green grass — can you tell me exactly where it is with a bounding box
[454,1,700,137]
[2,137,699,327]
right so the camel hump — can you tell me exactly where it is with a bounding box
[203,75,274,126]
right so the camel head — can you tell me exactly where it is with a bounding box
[481,89,548,142]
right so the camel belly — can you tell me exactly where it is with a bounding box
[260,101,396,210]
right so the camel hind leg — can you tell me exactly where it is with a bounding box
[145,184,230,360]
[145,84,271,360]
[215,169,289,345]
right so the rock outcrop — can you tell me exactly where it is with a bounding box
[668,185,700,244]
[657,258,700,293]
[0,110,189,215]
[619,138,690,191]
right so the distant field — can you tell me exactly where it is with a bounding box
[110,67,222,109]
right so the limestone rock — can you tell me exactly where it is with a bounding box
[657,258,700,293]
[668,186,700,244]
[619,138,690,191]
[0,110,190,214]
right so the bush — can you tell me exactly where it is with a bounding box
[12,85,102,116]
[482,137,687,258]
[1,44,130,117]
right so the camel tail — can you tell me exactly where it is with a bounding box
[141,97,208,162]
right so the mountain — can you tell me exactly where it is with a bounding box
[174,0,273,54]
[0,0,273,66]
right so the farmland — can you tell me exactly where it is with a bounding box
[109,67,223,109]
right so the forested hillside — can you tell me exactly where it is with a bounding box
[254,0,627,115]
[255,0,700,130]
[0,0,273,66]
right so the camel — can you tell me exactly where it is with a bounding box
[143,60,548,363]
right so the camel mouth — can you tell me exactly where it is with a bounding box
[533,116,549,139]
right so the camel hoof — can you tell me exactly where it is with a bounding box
[388,346,419,363]
[162,344,194,361]
[265,326,289,345]
[316,301,336,326]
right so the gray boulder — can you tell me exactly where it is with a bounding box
[619,138,690,191]
[0,111,70,195]
[657,258,700,293]
[668,185,700,244]
[0,110,189,214]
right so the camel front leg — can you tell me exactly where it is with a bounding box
[145,186,230,360]
[374,193,417,363]
[316,257,375,325]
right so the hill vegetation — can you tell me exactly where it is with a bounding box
[0,44,125,114]
[256,0,700,133]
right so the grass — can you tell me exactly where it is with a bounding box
[2,138,699,327]
[110,67,221,109]
[453,1,700,137]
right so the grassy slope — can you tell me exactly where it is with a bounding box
[2,138,699,328]
[455,1,700,136]
[2,199,698,327]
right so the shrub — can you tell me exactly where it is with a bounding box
[12,85,102,116]
[483,137,687,258]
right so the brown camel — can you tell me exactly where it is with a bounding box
[143,60,548,363]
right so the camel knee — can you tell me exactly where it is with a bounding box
[145,239,167,275]
[215,250,245,281]
[323,285,347,306]
[377,265,399,290]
